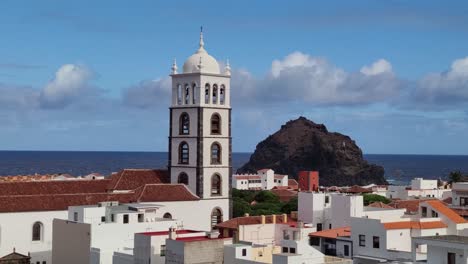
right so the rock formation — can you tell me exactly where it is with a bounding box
[237,117,387,186]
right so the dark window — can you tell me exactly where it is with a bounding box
[73,212,78,222]
[178,142,189,164]
[329,223,332,229]
[212,84,218,104]
[32,222,42,241]
[220,85,225,105]
[211,143,221,164]
[317,223,323,232]
[211,208,223,229]
[184,84,190,104]
[290,247,296,254]
[43,262,46,264]
[461,197,468,206]
[422,206,427,217]
[448,252,456,264]
[179,113,190,135]
[138,213,144,223]
[211,174,221,195]
[101,216,106,222]
[325,196,330,204]
[359,235,365,247]
[123,214,129,224]
[432,210,439,217]
[344,245,350,256]
[242,248,247,256]
[160,245,166,256]
[111,214,115,222]
[163,213,172,219]
[282,247,288,253]
[310,237,320,246]
[205,84,210,104]
[373,236,380,248]
[211,114,221,134]
[178,172,189,185]
[192,83,196,104]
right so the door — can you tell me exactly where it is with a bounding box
[447,252,455,264]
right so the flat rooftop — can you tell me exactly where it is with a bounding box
[415,235,468,245]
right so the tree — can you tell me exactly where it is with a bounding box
[232,197,252,218]
[449,171,463,183]
[281,197,298,214]
[363,194,391,206]
[254,190,280,203]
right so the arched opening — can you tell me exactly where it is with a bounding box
[32,222,43,241]
[212,84,218,104]
[211,143,221,164]
[163,213,173,219]
[211,208,223,229]
[177,84,182,105]
[178,142,189,164]
[179,113,190,135]
[211,174,221,196]
[178,172,189,185]
[205,83,210,104]
[192,83,197,104]
[220,85,225,105]
[184,84,190,105]
[211,114,221,134]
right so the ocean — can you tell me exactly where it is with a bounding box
[0,151,467,185]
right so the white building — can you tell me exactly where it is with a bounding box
[452,182,468,208]
[386,178,452,200]
[412,235,468,264]
[232,169,289,190]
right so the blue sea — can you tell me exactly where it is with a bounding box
[0,151,467,185]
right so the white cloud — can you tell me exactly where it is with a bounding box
[39,64,96,108]
[122,77,171,109]
[360,59,393,76]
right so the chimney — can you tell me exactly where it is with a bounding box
[272,215,276,224]
[261,215,266,225]
[169,226,177,240]
[282,214,287,223]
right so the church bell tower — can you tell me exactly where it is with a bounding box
[168,30,232,203]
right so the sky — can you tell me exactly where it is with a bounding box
[1,0,468,154]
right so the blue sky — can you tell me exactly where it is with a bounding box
[1,0,468,154]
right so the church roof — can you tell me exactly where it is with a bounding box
[182,30,220,74]
[0,251,30,260]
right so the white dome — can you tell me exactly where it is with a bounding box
[182,31,220,74]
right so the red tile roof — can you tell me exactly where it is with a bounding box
[368,202,393,209]
[288,179,299,189]
[383,221,447,230]
[107,169,169,191]
[309,227,351,239]
[344,185,372,194]
[0,179,110,196]
[136,184,199,202]
[271,189,298,202]
[425,200,467,224]
[388,199,433,214]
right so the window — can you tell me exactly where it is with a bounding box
[212,84,218,104]
[359,235,365,247]
[178,142,189,164]
[73,212,78,222]
[192,83,197,104]
[101,216,106,222]
[325,196,330,204]
[211,114,221,134]
[138,213,144,223]
[317,223,323,232]
[220,85,225,105]
[344,245,350,256]
[184,84,190,104]
[123,214,129,224]
[211,208,223,229]
[421,206,427,217]
[211,174,221,195]
[32,222,43,241]
[329,224,332,229]
[242,248,247,256]
[179,113,190,135]
[111,214,115,222]
[178,172,189,185]
[310,237,320,246]
[373,236,380,248]
[282,247,288,253]
[177,84,182,105]
[43,262,46,264]
[211,143,221,164]
[283,230,290,240]
[163,213,173,219]
[160,245,166,256]
[205,84,210,104]
[432,210,438,217]
[461,197,468,206]
[289,247,296,254]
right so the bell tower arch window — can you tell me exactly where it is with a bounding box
[212,84,218,104]
[192,83,197,104]
[211,174,221,196]
[205,84,210,104]
[178,172,189,185]
[179,113,190,135]
[211,208,223,229]
[220,85,225,105]
[184,84,190,105]
[177,84,182,105]
[211,114,221,135]
[211,143,221,164]
[32,221,43,241]
[178,142,189,164]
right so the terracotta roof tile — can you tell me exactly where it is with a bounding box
[383,221,447,230]
[0,180,110,196]
[309,227,351,239]
[344,185,372,194]
[271,189,298,202]
[388,199,433,214]
[425,200,467,224]
[107,169,169,191]
[137,184,199,202]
